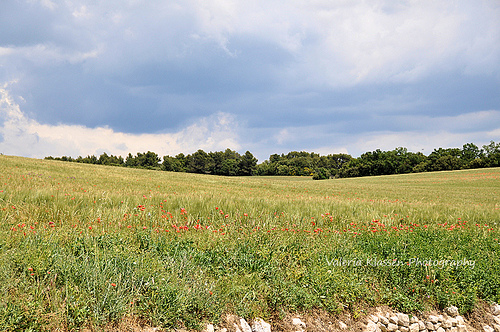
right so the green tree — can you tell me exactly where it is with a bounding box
[187,150,210,173]
[238,151,258,176]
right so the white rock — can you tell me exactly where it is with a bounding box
[492,304,500,316]
[449,317,458,326]
[370,315,380,323]
[239,318,252,332]
[387,323,399,331]
[457,325,467,332]
[436,327,445,332]
[426,322,435,331]
[366,320,379,332]
[428,316,439,324]
[411,317,420,324]
[220,329,228,332]
[484,325,495,332]
[450,327,458,332]
[494,316,500,326]
[438,315,444,323]
[389,316,399,325]
[252,318,271,332]
[398,313,410,327]
[410,323,420,332]
[339,321,348,330]
[400,326,409,332]
[442,319,452,329]
[292,318,306,329]
[493,324,500,332]
[445,306,459,317]
[204,324,215,332]
[418,321,426,330]
[456,316,465,325]
[378,322,388,332]
[380,316,390,325]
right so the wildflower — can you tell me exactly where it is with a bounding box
[111,283,116,287]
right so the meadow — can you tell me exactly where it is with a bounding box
[0,155,499,331]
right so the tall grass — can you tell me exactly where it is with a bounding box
[0,155,499,330]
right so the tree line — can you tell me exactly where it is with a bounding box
[45,141,500,179]
[45,149,258,176]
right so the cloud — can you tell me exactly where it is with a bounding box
[0,1,499,161]
[0,86,240,159]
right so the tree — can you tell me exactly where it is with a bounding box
[187,150,210,173]
[313,167,331,180]
[238,151,258,176]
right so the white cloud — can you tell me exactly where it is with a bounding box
[4,1,499,87]
[0,86,240,158]
[260,108,500,157]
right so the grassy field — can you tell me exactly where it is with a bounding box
[1,155,499,331]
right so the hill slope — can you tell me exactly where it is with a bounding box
[1,155,499,330]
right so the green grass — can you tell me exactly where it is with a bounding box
[0,155,499,330]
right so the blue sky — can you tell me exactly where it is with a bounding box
[1,0,499,162]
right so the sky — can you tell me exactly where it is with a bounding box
[1,0,499,162]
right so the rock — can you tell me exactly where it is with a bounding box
[389,316,399,325]
[239,318,252,332]
[252,318,271,332]
[450,327,458,332]
[442,319,452,329]
[400,326,409,332]
[449,317,458,326]
[398,313,410,327]
[484,325,495,332]
[445,306,459,317]
[410,323,420,332]
[492,304,500,316]
[292,318,306,330]
[436,327,445,332]
[220,329,228,332]
[370,315,380,323]
[426,322,435,331]
[378,322,388,332]
[437,315,444,323]
[493,324,500,332]
[366,320,379,332]
[428,316,439,324]
[494,316,500,326]
[387,323,399,332]
[204,324,215,332]
[457,325,467,332]
[339,321,348,330]
[380,316,390,325]
[411,317,420,324]
[418,321,426,330]
[456,316,465,325]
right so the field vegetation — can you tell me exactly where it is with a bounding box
[0,155,499,331]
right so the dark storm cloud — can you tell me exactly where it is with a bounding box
[1,0,499,159]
